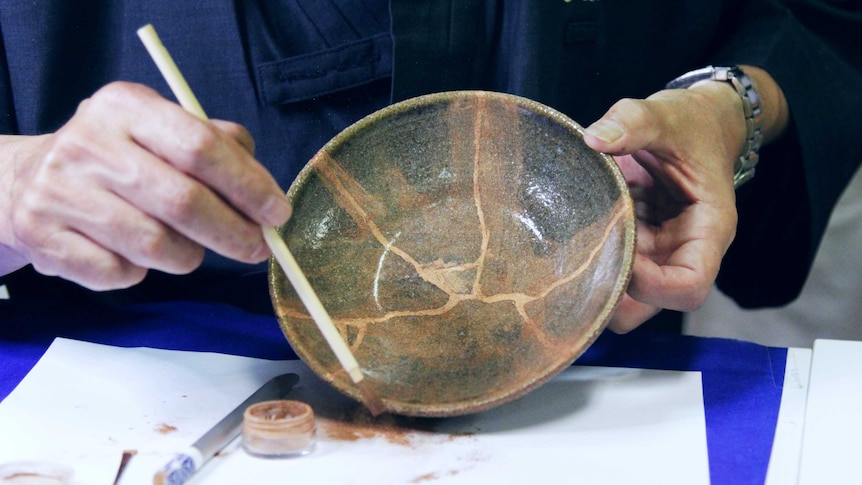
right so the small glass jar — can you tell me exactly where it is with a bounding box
[242,400,316,458]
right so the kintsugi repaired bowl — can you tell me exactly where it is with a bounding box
[269,91,635,417]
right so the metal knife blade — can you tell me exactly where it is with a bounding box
[153,372,300,485]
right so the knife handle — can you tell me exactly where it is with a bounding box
[153,449,202,485]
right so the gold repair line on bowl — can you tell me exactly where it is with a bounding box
[278,201,629,354]
[519,202,628,302]
[282,92,631,357]
[478,203,628,348]
[467,93,494,300]
[313,153,427,273]
[310,93,505,301]
[313,153,480,302]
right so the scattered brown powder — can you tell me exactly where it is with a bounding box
[410,472,440,483]
[310,404,489,483]
[316,405,474,449]
[409,469,462,483]
[154,423,177,434]
[318,410,415,447]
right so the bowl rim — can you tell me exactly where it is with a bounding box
[270,90,636,416]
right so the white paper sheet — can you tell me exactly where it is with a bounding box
[797,339,862,484]
[765,347,812,485]
[0,338,710,485]
[0,338,297,485]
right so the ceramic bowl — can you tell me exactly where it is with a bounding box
[269,91,635,417]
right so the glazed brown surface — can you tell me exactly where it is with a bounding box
[271,91,634,416]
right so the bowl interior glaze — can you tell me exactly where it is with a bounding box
[270,91,635,417]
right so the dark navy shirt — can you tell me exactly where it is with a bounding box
[1,0,861,313]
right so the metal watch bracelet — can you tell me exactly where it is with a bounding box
[666,65,763,188]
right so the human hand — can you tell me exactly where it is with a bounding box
[583,81,746,333]
[0,81,291,290]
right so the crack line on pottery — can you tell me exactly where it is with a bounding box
[280,201,628,333]
[469,93,491,299]
[286,96,630,361]
[313,152,433,284]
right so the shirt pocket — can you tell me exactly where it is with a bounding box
[256,32,392,106]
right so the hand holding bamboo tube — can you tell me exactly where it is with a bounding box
[136,24,384,417]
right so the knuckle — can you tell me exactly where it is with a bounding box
[162,181,204,224]
[90,81,149,107]
[691,283,712,308]
[87,266,148,291]
[134,224,173,262]
[177,122,221,166]
[43,137,90,169]
[29,258,61,278]
[75,82,158,129]
[28,233,76,275]
[607,319,635,335]
[135,226,205,274]
[213,120,254,148]
[10,209,38,245]
[231,226,268,263]
[12,192,54,245]
[79,83,130,116]
[611,98,652,126]
[176,246,206,273]
[677,283,712,312]
[85,269,146,291]
[25,228,149,291]
[231,169,266,197]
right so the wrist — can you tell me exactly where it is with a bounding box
[737,65,789,144]
[688,78,751,159]
[666,65,763,188]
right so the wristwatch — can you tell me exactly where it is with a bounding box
[665,65,763,188]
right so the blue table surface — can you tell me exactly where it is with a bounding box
[0,300,786,485]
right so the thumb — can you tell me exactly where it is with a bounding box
[583,98,662,156]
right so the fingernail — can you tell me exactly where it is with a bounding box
[585,120,624,144]
[261,195,292,226]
